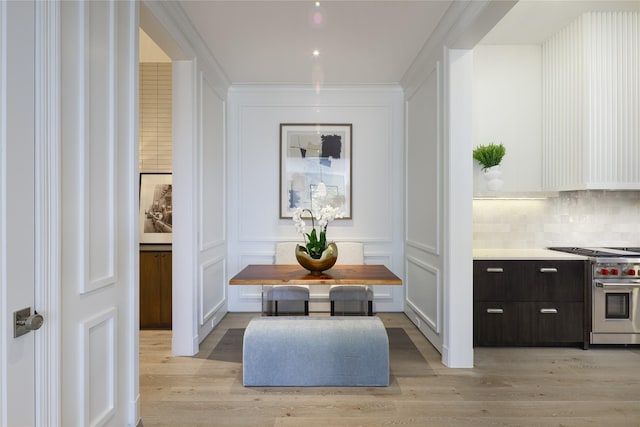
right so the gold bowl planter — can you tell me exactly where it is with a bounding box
[295,242,338,275]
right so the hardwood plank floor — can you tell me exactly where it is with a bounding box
[140,313,640,426]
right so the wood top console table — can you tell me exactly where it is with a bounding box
[229,264,402,286]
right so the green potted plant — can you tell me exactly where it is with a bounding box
[472,143,506,170]
[473,143,506,191]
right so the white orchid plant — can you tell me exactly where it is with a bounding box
[293,206,343,259]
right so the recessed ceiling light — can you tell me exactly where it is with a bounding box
[312,50,320,57]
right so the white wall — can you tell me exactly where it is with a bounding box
[473,44,542,193]
[401,0,515,367]
[141,1,229,355]
[405,60,445,352]
[226,86,405,313]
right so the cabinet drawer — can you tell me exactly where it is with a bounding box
[529,261,586,301]
[474,261,527,301]
[474,302,521,346]
[474,260,586,301]
[528,302,583,344]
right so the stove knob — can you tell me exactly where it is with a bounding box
[611,268,619,276]
[628,269,636,276]
[601,268,609,275]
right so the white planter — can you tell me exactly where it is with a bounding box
[484,165,504,191]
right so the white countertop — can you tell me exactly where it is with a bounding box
[473,248,589,261]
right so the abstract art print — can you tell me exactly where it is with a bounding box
[280,123,352,219]
[139,173,173,244]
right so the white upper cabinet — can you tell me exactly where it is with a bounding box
[542,12,640,190]
[473,45,543,194]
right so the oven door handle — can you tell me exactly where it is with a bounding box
[595,280,640,289]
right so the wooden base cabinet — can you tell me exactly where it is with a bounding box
[474,260,587,347]
[140,251,172,329]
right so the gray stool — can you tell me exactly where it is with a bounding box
[330,285,373,316]
[265,285,309,316]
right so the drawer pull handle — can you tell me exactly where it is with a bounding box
[486,308,504,314]
[486,268,504,273]
[539,268,558,273]
[540,308,558,314]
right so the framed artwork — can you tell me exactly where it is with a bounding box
[280,123,352,219]
[139,173,173,244]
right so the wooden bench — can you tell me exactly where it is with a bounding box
[242,316,389,386]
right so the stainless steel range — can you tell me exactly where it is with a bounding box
[549,247,640,345]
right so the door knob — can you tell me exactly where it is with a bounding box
[14,307,44,338]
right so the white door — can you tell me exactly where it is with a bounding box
[1,1,37,425]
[59,1,138,425]
[1,1,139,425]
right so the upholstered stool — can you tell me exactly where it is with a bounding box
[242,316,389,387]
[329,285,373,316]
[262,242,310,316]
[264,285,309,315]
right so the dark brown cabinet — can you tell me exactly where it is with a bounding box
[474,260,587,347]
[140,251,172,329]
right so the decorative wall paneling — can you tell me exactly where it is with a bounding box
[405,61,444,352]
[543,12,640,190]
[199,256,226,327]
[199,73,225,251]
[406,67,441,257]
[226,87,405,313]
[406,256,441,333]
[401,1,514,368]
[196,72,227,341]
[142,0,230,354]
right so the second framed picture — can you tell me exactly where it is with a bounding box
[139,173,173,244]
[279,123,352,219]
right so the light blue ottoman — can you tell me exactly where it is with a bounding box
[242,316,389,387]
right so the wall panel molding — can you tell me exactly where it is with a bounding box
[405,256,440,334]
[405,63,441,257]
[74,1,117,295]
[199,256,226,326]
[198,72,226,252]
[81,308,117,427]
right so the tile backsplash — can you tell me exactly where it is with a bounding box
[473,191,640,249]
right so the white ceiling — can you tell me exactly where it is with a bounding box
[178,0,454,85]
[481,0,640,45]
[170,0,640,85]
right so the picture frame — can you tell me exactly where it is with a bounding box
[139,173,173,244]
[280,123,352,219]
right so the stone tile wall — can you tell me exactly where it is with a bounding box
[473,191,640,249]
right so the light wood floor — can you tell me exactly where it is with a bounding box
[140,313,640,426]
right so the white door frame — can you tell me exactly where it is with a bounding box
[34,0,61,424]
